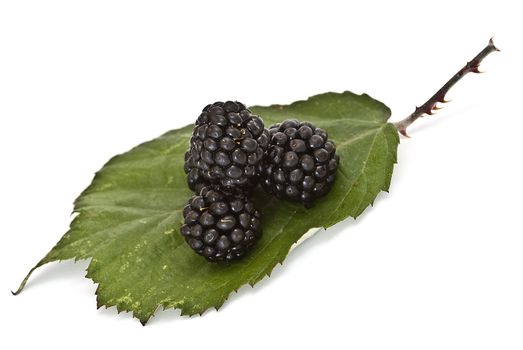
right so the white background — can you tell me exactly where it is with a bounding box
[1,1,522,349]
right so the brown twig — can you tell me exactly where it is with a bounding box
[393,38,499,137]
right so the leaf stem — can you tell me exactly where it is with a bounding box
[393,38,499,137]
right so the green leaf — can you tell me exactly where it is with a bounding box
[14,91,399,324]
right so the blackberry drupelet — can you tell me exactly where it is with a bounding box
[181,186,262,262]
[260,119,340,208]
[184,101,270,193]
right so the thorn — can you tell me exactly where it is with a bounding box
[399,129,410,138]
[471,66,483,73]
[489,37,500,52]
[432,104,444,110]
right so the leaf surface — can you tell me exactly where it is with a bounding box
[16,91,399,324]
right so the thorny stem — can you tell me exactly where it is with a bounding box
[393,38,499,137]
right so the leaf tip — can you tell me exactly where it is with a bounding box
[11,263,43,296]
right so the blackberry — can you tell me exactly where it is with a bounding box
[184,101,270,193]
[181,186,262,262]
[259,119,340,208]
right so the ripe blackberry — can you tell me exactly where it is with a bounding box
[184,101,270,192]
[181,186,262,262]
[260,119,340,208]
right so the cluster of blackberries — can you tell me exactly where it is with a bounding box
[181,101,340,262]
